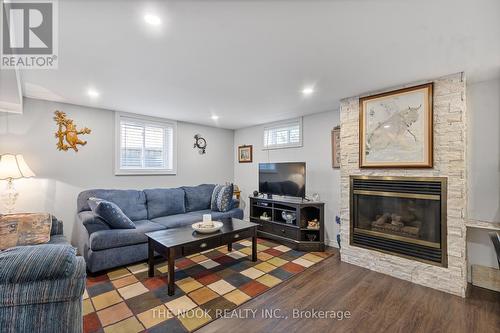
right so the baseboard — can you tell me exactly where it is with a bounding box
[471,264,500,292]
[325,238,339,249]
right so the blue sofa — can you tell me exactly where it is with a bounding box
[0,218,86,333]
[75,184,243,273]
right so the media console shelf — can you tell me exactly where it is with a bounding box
[249,196,325,251]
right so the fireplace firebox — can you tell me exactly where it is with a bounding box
[350,176,447,267]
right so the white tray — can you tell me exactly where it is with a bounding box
[192,221,224,234]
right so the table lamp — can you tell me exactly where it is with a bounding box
[0,154,35,213]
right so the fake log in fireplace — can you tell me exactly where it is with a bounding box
[350,176,447,267]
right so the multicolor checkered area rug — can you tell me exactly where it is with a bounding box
[83,238,331,333]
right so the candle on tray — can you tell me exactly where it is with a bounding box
[202,214,214,227]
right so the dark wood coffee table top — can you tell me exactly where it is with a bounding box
[145,218,259,248]
[146,218,258,296]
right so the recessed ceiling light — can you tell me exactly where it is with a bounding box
[144,14,161,26]
[211,115,219,120]
[87,89,99,98]
[302,87,315,96]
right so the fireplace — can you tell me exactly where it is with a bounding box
[350,176,447,267]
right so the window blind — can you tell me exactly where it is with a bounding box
[119,117,174,172]
[263,118,302,149]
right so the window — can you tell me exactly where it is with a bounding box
[115,112,176,175]
[263,117,303,149]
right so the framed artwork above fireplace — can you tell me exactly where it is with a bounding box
[359,83,433,168]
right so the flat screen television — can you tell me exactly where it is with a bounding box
[259,162,306,198]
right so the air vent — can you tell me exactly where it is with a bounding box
[352,177,443,196]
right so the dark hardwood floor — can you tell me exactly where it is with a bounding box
[199,249,500,333]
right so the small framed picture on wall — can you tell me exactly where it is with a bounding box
[238,145,253,163]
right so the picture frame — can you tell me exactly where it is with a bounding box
[238,145,253,163]
[359,83,433,168]
[331,126,340,168]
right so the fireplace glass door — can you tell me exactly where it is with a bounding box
[353,193,441,247]
[350,176,447,266]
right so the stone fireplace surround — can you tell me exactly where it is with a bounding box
[339,73,467,297]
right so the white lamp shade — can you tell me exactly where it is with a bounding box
[0,154,36,180]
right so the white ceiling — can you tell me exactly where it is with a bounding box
[16,0,500,129]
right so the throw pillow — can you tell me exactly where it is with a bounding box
[182,184,216,212]
[87,197,102,211]
[88,198,136,229]
[210,185,224,211]
[0,213,52,250]
[211,184,234,212]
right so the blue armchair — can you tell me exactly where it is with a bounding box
[0,218,86,333]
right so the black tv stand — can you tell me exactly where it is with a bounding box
[249,196,325,251]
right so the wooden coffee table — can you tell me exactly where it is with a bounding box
[146,218,259,295]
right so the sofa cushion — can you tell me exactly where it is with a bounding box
[182,184,215,212]
[151,208,244,229]
[151,213,203,229]
[144,188,186,219]
[191,208,244,221]
[77,189,148,221]
[90,199,136,229]
[89,220,165,251]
